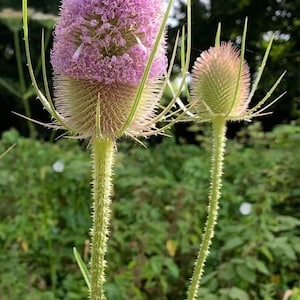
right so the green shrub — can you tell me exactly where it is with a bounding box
[0,123,299,299]
[0,129,90,299]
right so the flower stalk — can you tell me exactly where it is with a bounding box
[186,19,285,299]
[90,137,115,300]
[187,116,226,300]
[22,1,191,299]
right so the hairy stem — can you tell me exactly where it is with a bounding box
[90,137,115,300]
[187,116,227,300]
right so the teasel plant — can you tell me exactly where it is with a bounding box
[22,0,192,299]
[184,19,286,300]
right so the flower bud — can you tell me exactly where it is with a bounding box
[191,42,250,120]
[51,0,167,139]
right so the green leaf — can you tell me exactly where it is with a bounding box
[73,247,91,289]
[149,256,163,275]
[228,287,250,300]
[236,264,256,284]
[164,258,179,279]
[274,216,300,232]
[259,246,274,262]
[197,288,219,300]
[222,237,244,251]
[253,259,270,275]
[200,271,218,285]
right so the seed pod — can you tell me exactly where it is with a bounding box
[191,42,250,120]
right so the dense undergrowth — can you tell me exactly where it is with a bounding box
[0,122,299,300]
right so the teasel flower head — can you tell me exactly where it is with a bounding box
[191,42,250,119]
[50,0,169,140]
[189,20,286,123]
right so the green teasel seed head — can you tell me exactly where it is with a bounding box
[191,42,251,120]
[53,76,162,139]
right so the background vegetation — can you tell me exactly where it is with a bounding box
[0,124,300,299]
[0,0,299,299]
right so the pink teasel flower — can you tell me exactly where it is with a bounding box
[50,0,168,139]
[51,0,167,84]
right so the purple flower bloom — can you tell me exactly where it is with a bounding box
[51,0,167,84]
[51,0,168,139]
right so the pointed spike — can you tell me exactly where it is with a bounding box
[226,18,247,117]
[41,29,71,130]
[117,0,174,136]
[241,17,248,59]
[181,25,186,68]
[96,99,101,139]
[214,22,221,47]
[247,71,286,116]
[248,33,274,103]
[185,0,192,71]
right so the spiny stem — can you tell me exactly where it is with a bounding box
[90,137,115,300]
[187,116,227,300]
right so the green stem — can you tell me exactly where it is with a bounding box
[34,28,52,77]
[13,30,26,94]
[90,137,115,300]
[14,30,35,138]
[187,116,227,300]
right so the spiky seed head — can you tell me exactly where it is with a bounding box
[54,77,162,139]
[51,0,167,139]
[191,42,251,120]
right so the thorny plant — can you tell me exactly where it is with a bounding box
[21,0,285,299]
[184,19,285,300]
[22,0,192,299]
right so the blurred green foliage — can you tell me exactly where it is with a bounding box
[0,122,299,299]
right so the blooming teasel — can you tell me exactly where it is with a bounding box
[22,0,191,299]
[185,19,285,300]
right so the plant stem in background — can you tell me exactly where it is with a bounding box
[34,28,52,77]
[187,116,227,300]
[90,137,115,300]
[13,30,35,138]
